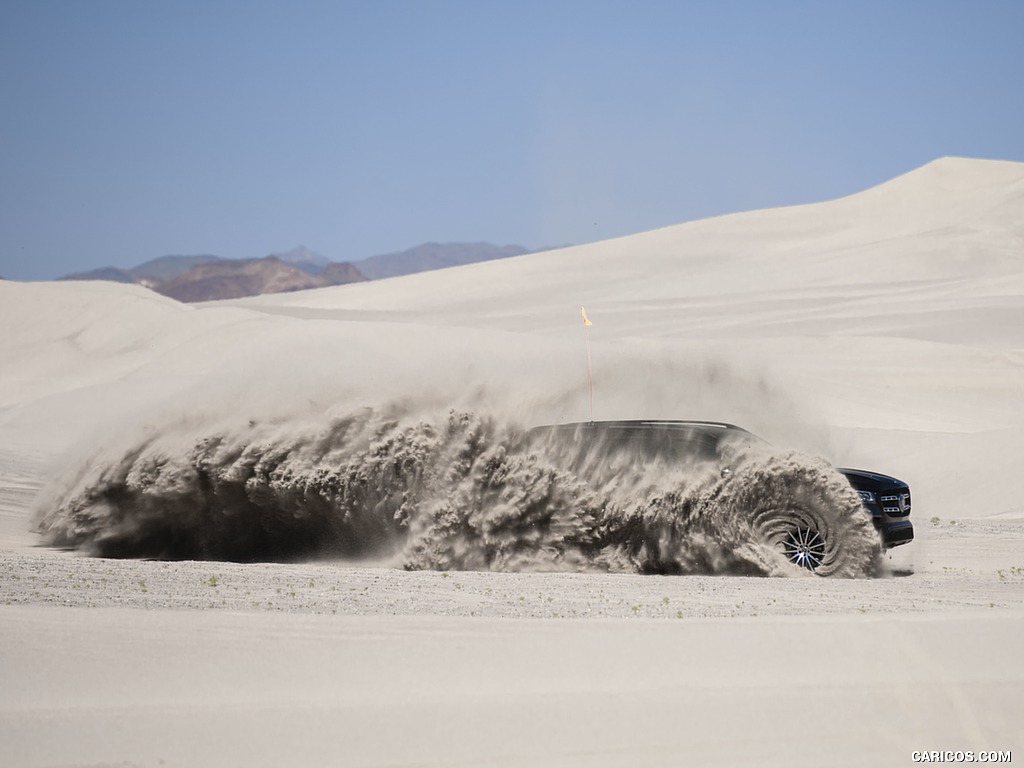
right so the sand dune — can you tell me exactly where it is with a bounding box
[1,156,1022,766]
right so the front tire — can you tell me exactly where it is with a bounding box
[780,526,826,570]
[712,452,882,577]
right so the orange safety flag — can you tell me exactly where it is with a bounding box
[581,306,593,326]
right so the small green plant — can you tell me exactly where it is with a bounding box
[205,575,219,587]
[662,596,670,605]
[930,516,941,525]
[138,579,147,593]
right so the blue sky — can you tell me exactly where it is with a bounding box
[2,1,1022,281]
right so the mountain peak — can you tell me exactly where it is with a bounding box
[270,246,331,274]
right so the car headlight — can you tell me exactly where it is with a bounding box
[856,490,875,504]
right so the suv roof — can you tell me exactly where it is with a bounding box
[533,420,754,435]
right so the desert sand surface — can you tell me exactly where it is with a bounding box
[2,157,1023,766]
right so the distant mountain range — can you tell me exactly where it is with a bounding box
[60,252,364,303]
[58,242,541,302]
[155,257,367,303]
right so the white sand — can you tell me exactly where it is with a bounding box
[1,156,1022,766]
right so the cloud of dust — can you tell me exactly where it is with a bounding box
[27,315,880,576]
[34,405,881,577]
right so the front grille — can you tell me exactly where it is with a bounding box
[880,490,911,517]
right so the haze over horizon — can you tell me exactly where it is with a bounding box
[2,1,1023,282]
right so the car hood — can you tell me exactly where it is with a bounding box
[837,467,908,491]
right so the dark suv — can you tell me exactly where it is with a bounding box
[834,467,914,548]
[531,420,913,570]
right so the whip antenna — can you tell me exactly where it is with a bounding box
[581,306,593,422]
